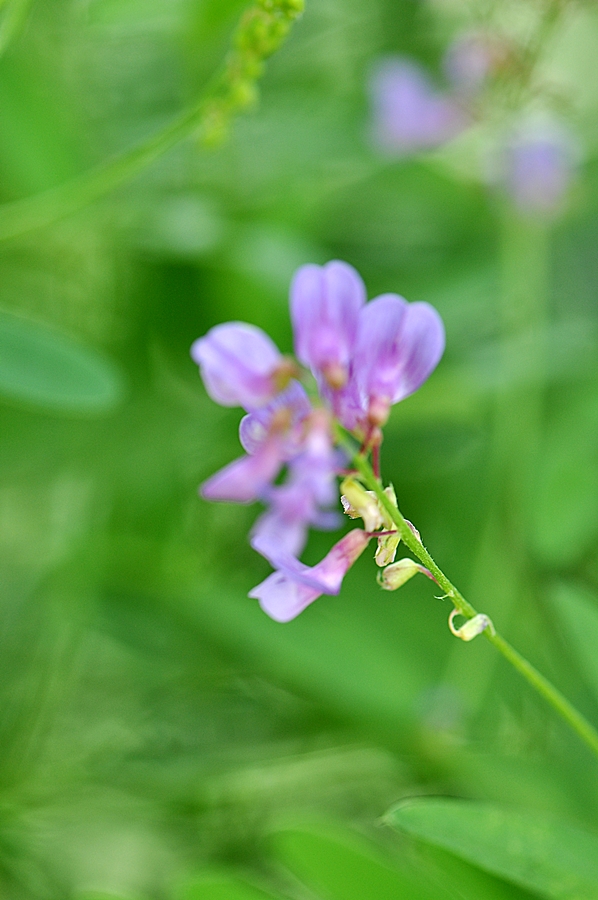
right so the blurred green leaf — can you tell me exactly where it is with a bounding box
[416,843,541,900]
[179,871,287,900]
[175,561,448,744]
[550,582,598,701]
[269,821,536,900]
[269,824,450,900]
[532,391,598,565]
[127,194,225,259]
[0,310,123,413]
[387,798,598,900]
[0,0,34,59]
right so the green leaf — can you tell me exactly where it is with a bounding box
[387,798,598,900]
[417,844,540,900]
[550,582,598,700]
[0,311,123,413]
[532,391,598,565]
[178,872,287,900]
[270,824,450,900]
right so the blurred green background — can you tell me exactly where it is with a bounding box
[3,0,598,898]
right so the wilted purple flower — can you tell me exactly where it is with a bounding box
[191,321,295,411]
[353,294,445,427]
[249,529,371,622]
[369,57,467,154]
[497,120,578,215]
[291,261,365,390]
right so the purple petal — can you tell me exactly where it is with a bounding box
[200,441,283,503]
[252,529,370,595]
[354,294,445,412]
[310,509,344,531]
[388,301,445,403]
[191,322,282,410]
[249,529,371,621]
[286,409,344,507]
[252,509,308,558]
[354,294,407,403]
[326,379,365,432]
[249,571,321,622]
[290,261,366,383]
[239,381,311,455]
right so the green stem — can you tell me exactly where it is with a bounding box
[0,0,304,242]
[350,450,598,760]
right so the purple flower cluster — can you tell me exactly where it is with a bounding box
[192,261,444,621]
[369,40,578,217]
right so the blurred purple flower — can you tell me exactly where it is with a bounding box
[443,31,500,94]
[249,528,371,622]
[191,321,294,411]
[369,57,467,154]
[500,122,577,215]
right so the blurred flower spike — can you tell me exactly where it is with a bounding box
[192,261,445,620]
[499,119,578,216]
[369,57,468,154]
[443,30,510,95]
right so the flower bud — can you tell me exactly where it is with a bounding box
[405,519,421,542]
[375,532,400,567]
[340,477,383,533]
[380,484,398,529]
[379,557,428,590]
[448,609,494,641]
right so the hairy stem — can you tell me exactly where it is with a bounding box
[350,450,598,760]
[0,0,304,242]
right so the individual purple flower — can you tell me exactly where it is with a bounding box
[353,294,445,426]
[290,261,366,390]
[249,529,371,622]
[191,321,295,411]
[369,57,467,154]
[499,121,577,215]
[290,263,445,432]
[201,381,312,504]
